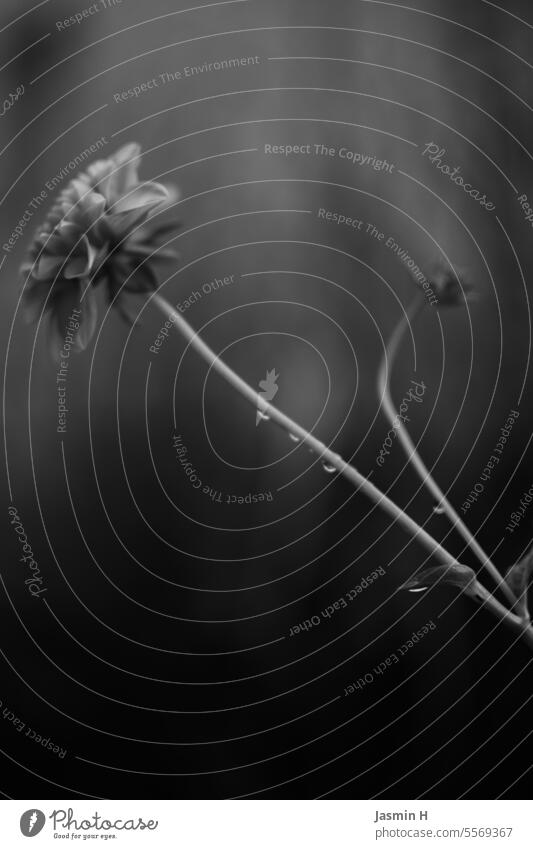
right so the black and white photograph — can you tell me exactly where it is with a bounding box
[1,0,533,838]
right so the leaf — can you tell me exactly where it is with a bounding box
[505,547,533,620]
[402,563,477,593]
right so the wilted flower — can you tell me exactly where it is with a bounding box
[21,142,180,358]
[505,546,533,621]
[427,261,475,307]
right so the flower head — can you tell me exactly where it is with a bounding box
[21,142,180,358]
[505,546,533,621]
[428,261,475,308]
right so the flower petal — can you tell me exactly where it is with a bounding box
[144,219,182,242]
[47,282,98,358]
[34,253,64,281]
[64,237,97,279]
[22,279,50,324]
[98,143,142,202]
[105,206,154,238]
[80,191,107,229]
[111,181,170,214]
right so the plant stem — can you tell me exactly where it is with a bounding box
[154,292,459,569]
[468,581,533,651]
[378,295,517,608]
[153,293,532,651]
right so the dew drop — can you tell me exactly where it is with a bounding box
[433,504,445,515]
[289,433,300,443]
[257,411,270,422]
[322,461,337,474]
[409,587,428,593]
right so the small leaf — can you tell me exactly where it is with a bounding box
[505,547,533,620]
[402,563,477,593]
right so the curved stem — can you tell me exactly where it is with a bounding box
[378,295,517,608]
[469,582,533,651]
[153,293,533,651]
[154,293,459,569]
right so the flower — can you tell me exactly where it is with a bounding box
[505,546,533,621]
[21,142,180,358]
[427,261,476,307]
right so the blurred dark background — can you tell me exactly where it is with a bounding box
[1,0,533,799]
